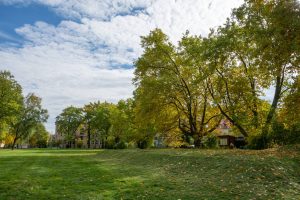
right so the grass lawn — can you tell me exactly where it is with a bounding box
[0,147,299,200]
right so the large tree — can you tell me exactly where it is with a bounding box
[202,0,300,146]
[233,0,300,138]
[0,71,23,125]
[134,29,221,147]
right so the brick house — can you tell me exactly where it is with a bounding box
[215,119,246,148]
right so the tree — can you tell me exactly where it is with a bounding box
[203,23,268,138]
[56,106,83,148]
[134,29,221,147]
[82,101,114,148]
[0,71,23,125]
[109,99,136,145]
[232,0,300,140]
[280,75,300,128]
[90,102,112,148]
[29,123,49,148]
[82,103,95,148]
[9,93,48,149]
[201,0,300,148]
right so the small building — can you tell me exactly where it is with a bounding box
[216,119,246,148]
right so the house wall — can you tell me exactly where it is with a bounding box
[218,135,236,147]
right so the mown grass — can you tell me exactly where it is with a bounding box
[0,146,299,200]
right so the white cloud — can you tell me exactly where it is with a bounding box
[0,0,153,20]
[0,0,243,132]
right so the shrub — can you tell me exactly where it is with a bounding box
[114,141,127,149]
[268,121,300,146]
[202,134,218,148]
[76,139,83,148]
[247,133,269,149]
[105,137,115,149]
[137,138,152,149]
[36,139,48,148]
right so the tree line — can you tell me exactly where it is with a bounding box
[1,0,299,150]
[56,0,300,149]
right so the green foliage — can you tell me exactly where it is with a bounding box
[114,141,128,149]
[247,134,270,150]
[269,121,300,146]
[137,137,153,149]
[76,139,83,148]
[134,29,221,147]
[9,93,48,149]
[0,71,23,124]
[55,106,83,147]
[29,123,49,148]
[82,101,114,148]
[52,0,300,150]
[202,134,218,148]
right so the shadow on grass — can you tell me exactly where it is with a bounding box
[0,150,166,200]
[0,149,299,200]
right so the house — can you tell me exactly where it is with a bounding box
[215,119,246,148]
[55,126,102,148]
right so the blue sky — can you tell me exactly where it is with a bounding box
[0,3,63,46]
[0,0,244,133]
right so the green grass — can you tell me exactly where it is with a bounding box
[0,147,299,200]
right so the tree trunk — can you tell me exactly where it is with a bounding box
[87,124,91,148]
[217,104,249,137]
[11,137,18,150]
[194,136,202,148]
[261,76,283,148]
[264,76,282,133]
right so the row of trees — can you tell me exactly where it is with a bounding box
[55,100,137,149]
[54,0,299,149]
[133,0,300,149]
[0,71,49,149]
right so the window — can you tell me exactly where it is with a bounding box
[220,138,228,146]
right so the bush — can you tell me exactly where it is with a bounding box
[247,121,300,149]
[247,133,269,149]
[270,122,300,145]
[202,134,218,148]
[114,141,127,149]
[137,138,152,149]
[36,139,48,148]
[76,139,83,148]
[105,137,115,149]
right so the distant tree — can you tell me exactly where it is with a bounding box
[109,99,136,145]
[29,123,50,148]
[90,102,112,148]
[82,101,113,148]
[82,103,95,148]
[56,106,83,148]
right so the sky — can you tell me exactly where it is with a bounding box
[0,0,244,133]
